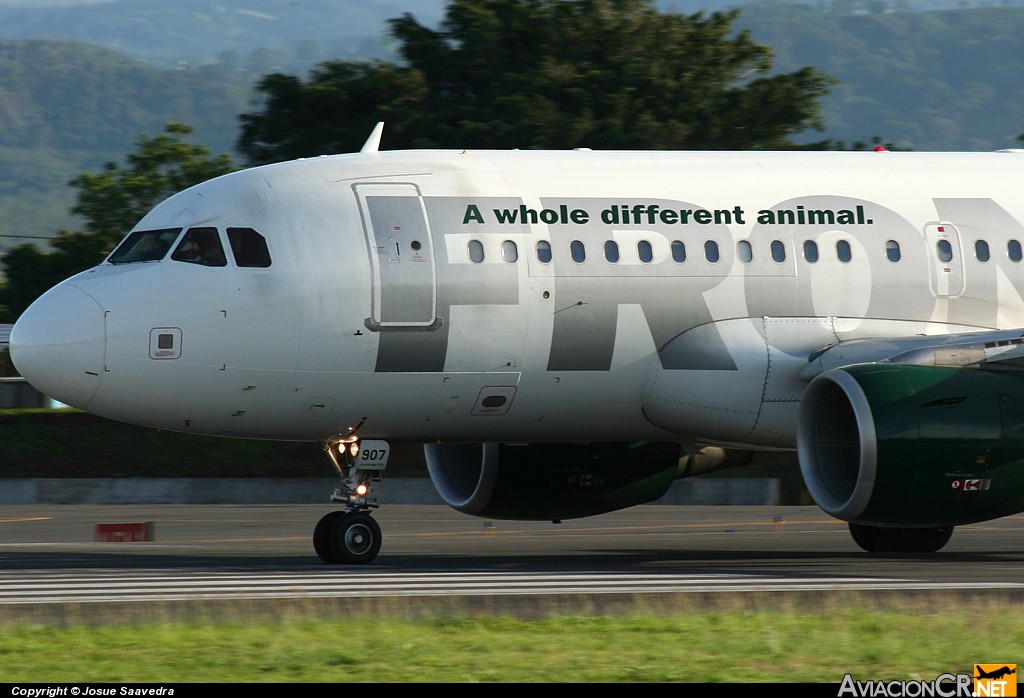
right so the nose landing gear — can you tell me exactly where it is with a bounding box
[313,438,389,564]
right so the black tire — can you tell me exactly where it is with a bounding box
[313,511,347,563]
[328,511,382,564]
[849,523,953,553]
[848,522,895,553]
[893,526,954,553]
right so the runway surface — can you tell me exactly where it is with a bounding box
[2,504,1024,608]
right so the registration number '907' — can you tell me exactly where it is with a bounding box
[357,440,390,470]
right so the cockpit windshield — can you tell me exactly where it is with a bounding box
[107,225,273,268]
[108,228,182,264]
[171,227,228,267]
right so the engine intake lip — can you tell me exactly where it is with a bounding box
[797,369,878,521]
[424,442,499,515]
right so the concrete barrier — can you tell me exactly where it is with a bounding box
[0,477,779,506]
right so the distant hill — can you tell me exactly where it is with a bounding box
[670,0,1024,10]
[3,0,1021,72]
[0,0,445,69]
[736,3,1024,150]
[0,39,247,256]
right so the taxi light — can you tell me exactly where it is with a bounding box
[356,484,368,496]
[349,443,360,457]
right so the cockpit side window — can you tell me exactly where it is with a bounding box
[227,227,272,268]
[171,227,227,267]
[108,228,181,264]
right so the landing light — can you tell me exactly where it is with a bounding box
[356,484,368,496]
[328,434,361,459]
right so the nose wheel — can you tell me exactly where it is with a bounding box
[314,510,382,564]
[314,437,389,564]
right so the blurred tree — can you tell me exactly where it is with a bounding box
[0,244,52,323]
[0,123,235,322]
[70,122,236,245]
[238,0,835,164]
[239,62,427,165]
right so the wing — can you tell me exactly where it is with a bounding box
[800,327,1024,381]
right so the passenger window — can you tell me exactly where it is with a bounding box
[836,240,852,263]
[226,227,271,268]
[704,240,720,263]
[936,240,953,263]
[771,240,786,263]
[172,227,227,267]
[803,240,818,263]
[501,240,518,263]
[1010,240,1023,262]
[638,240,653,263]
[737,240,752,263]
[975,240,990,262]
[536,240,552,263]
[604,240,619,263]
[468,239,485,263]
[570,240,586,263]
[886,240,901,263]
[671,240,686,263]
[109,228,181,264]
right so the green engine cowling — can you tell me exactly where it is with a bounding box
[798,363,1024,527]
[424,441,681,520]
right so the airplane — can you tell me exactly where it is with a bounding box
[10,122,1024,564]
[976,666,1016,681]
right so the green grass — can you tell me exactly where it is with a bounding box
[0,594,1020,682]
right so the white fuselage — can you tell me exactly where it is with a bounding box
[11,148,1024,449]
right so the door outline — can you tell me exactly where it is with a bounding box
[354,182,438,328]
[924,221,965,298]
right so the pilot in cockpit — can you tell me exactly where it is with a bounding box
[172,228,226,266]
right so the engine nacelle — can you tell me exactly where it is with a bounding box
[798,364,1024,527]
[424,441,682,520]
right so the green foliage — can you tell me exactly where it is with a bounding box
[239,61,428,163]
[69,122,236,243]
[0,410,322,477]
[238,0,835,162]
[0,232,110,322]
[0,347,11,378]
[0,123,236,321]
[0,245,46,322]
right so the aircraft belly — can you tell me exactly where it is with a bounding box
[280,369,662,442]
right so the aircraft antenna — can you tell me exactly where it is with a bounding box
[360,122,384,154]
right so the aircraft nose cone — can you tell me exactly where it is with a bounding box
[9,282,106,408]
